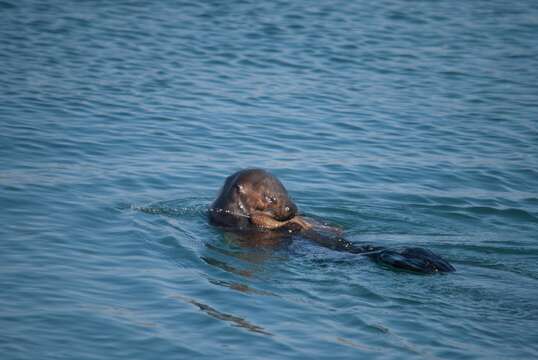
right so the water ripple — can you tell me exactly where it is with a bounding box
[2,0,538,359]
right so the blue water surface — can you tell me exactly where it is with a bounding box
[1,1,538,359]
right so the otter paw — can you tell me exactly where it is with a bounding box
[374,247,455,273]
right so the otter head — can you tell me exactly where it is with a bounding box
[234,169,298,222]
[209,169,298,229]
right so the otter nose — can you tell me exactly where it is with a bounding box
[287,201,297,215]
[279,200,297,221]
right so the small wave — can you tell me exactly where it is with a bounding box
[127,199,209,218]
[170,294,272,336]
[467,206,537,221]
[0,1,15,9]
[411,204,538,223]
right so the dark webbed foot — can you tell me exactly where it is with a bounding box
[372,247,455,273]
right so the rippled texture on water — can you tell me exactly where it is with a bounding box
[1,1,537,359]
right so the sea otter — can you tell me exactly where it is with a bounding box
[209,169,455,273]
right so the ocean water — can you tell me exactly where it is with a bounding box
[1,0,537,359]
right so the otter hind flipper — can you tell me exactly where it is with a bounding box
[372,247,455,274]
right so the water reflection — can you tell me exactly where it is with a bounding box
[200,256,254,277]
[207,278,276,297]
